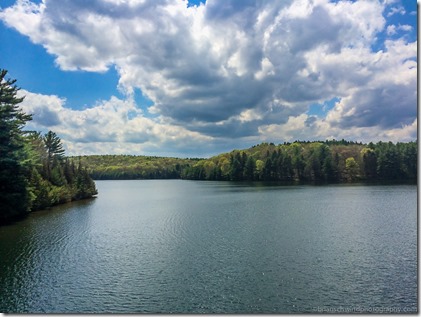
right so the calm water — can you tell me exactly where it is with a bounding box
[0,180,417,313]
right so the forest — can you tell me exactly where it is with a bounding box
[75,155,200,180]
[0,69,417,223]
[0,70,97,224]
[76,139,417,183]
[180,140,417,182]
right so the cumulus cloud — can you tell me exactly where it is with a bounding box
[387,23,413,36]
[1,0,417,156]
[397,24,413,32]
[19,90,212,157]
[386,5,406,17]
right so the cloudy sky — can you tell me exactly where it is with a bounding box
[0,0,417,157]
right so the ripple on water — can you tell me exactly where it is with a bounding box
[0,182,417,313]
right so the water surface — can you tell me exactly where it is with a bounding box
[0,180,417,313]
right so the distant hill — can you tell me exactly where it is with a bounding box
[73,140,417,183]
[72,155,202,180]
[181,140,417,182]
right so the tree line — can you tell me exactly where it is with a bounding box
[181,140,417,182]
[1,69,416,221]
[78,139,416,183]
[0,70,97,224]
[75,155,200,180]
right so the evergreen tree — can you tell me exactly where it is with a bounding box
[29,168,51,211]
[63,158,76,184]
[376,142,401,179]
[50,156,67,186]
[244,155,256,180]
[262,157,273,181]
[0,71,98,222]
[74,160,98,199]
[44,130,65,179]
[361,148,377,179]
[0,70,32,222]
[322,154,335,181]
[396,142,417,179]
[229,152,244,181]
[281,154,293,180]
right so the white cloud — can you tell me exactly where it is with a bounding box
[1,0,417,156]
[259,114,417,144]
[19,90,212,157]
[387,23,413,36]
[387,24,397,35]
[397,24,413,32]
[387,5,406,17]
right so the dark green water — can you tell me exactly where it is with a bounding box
[0,180,417,313]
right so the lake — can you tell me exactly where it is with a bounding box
[0,180,417,313]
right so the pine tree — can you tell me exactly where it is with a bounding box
[74,159,97,199]
[229,152,244,181]
[361,147,377,179]
[44,130,65,180]
[0,70,32,222]
[244,155,256,180]
[376,142,400,179]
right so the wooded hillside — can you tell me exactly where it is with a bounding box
[77,139,417,183]
[182,140,417,182]
[74,155,202,180]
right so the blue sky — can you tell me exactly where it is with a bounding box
[0,0,417,157]
[0,0,206,109]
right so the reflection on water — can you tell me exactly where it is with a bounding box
[0,180,417,313]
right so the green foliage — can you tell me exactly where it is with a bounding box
[180,140,417,183]
[345,157,360,181]
[255,159,264,179]
[44,131,65,160]
[24,131,97,210]
[29,168,51,210]
[44,130,65,179]
[73,160,97,200]
[399,142,417,178]
[361,147,377,179]
[48,185,72,205]
[376,141,402,180]
[77,155,200,180]
[0,70,32,222]
[229,152,244,181]
[50,158,67,186]
[52,138,418,188]
[244,155,256,180]
[0,70,97,223]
